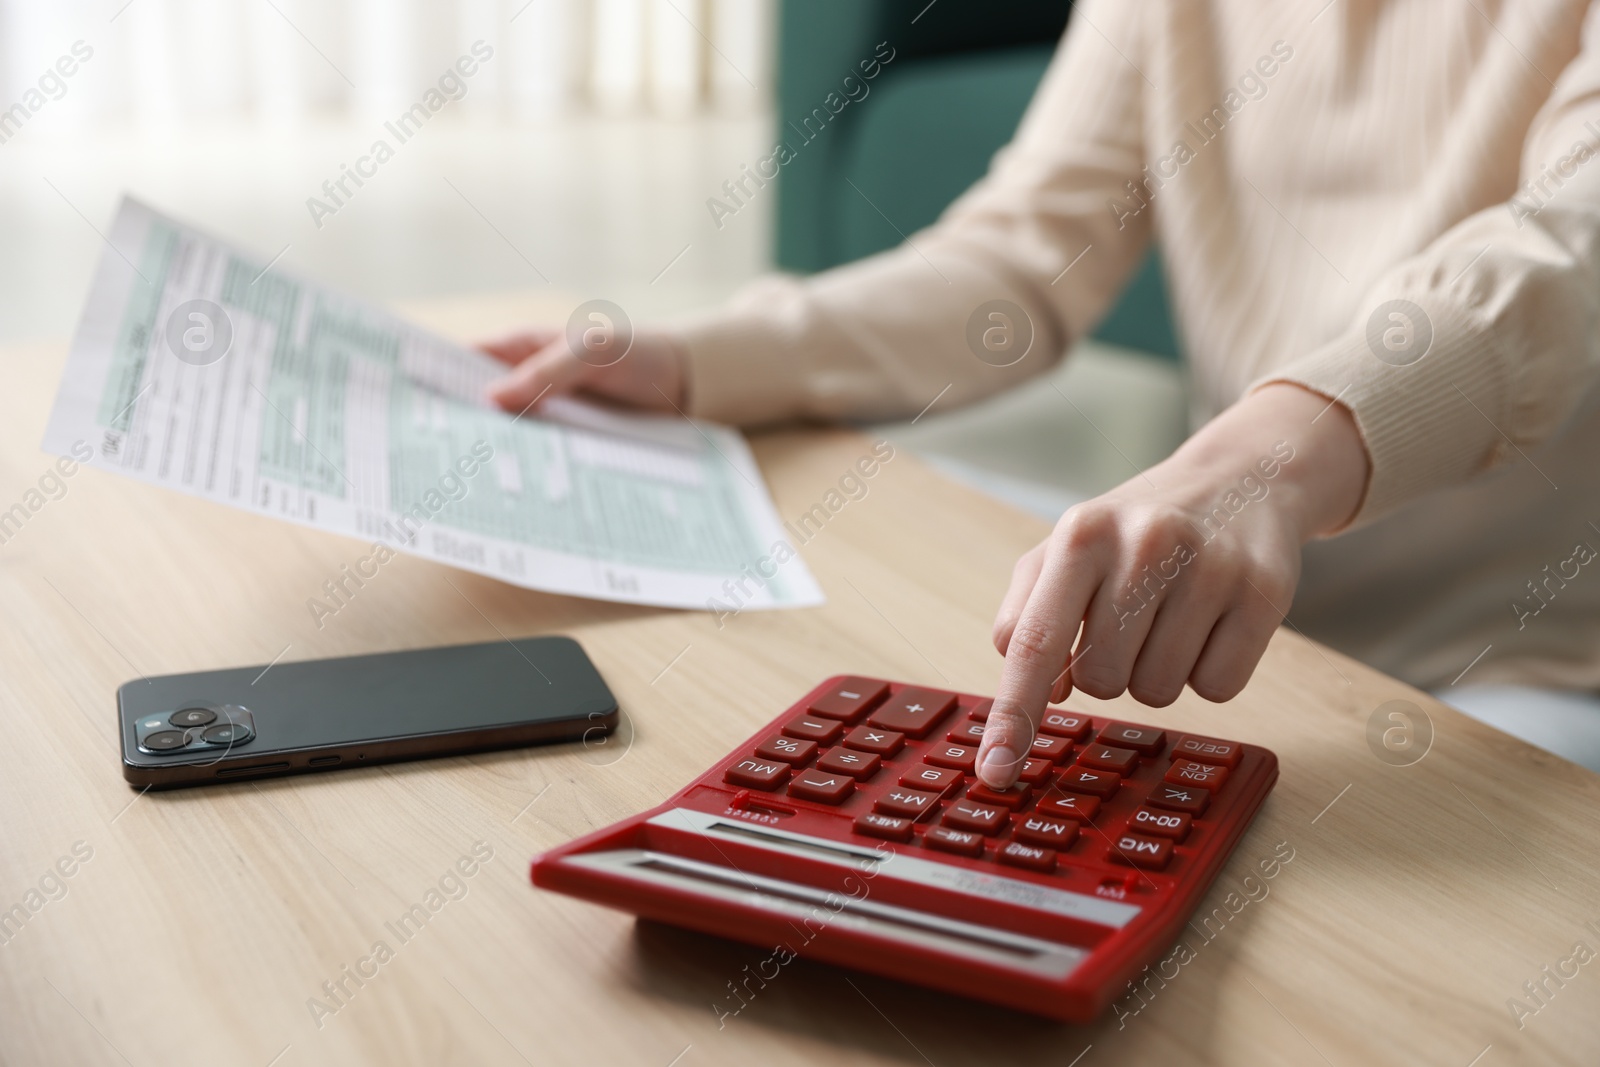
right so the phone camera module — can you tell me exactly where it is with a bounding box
[143,729,191,751]
[201,722,253,745]
[170,707,217,728]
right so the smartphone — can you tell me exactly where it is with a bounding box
[117,636,618,789]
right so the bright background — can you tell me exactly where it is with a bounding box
[0,0,1185,520]
[0,0,775,342]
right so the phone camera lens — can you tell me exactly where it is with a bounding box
[201,722,253,745]
[170,707,217,728]
[144,729,190,751]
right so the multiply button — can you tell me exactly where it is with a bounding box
[868,687,956,738]
[1099,723,1167,754]
[1171,734,1242,769]
[786,771,855,804]
[1109,832,1173,870]
[1165,759,1228,792]
[725,758,790,790]
[808,677,889,722]
[842,725,904,756]
[875,787,943,820]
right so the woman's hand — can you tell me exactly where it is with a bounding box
[479,326,689,414]
[975,383,1369,789]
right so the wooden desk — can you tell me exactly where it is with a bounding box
[4,298,1599,1067]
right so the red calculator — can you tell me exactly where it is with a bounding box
[531,676,1278,1021]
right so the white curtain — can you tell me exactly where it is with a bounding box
[0,0,772,130]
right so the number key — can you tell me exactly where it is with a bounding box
[1099,722,1167,755]
[1078,744,1139,776]
[1057,765,1122,799]
[1029,734,1072,763]
[925,743,977,774]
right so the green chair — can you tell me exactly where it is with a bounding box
[773,0,1181,362]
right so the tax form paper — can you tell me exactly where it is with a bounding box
[41,198,822,612]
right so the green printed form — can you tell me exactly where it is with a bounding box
[55,198,821,610]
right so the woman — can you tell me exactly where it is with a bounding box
[482,1,1600,783]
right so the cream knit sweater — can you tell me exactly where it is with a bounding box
[677,0,1600,692]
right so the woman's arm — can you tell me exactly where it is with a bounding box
[975,382,1368,787]
[487,0,1154,423]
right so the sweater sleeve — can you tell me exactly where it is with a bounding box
[675,0,1154,427]
[1253,4,1600,525]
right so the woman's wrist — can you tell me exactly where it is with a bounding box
[1162,382,1370,544]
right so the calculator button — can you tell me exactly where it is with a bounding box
[1129,806,1191,841]
[1013,815,1081,850]
[998,840,1056,873]
[808,678,890,722]
[947,721,988,745]
[1016,757,1055,785]
[924,826,985,858]
[725,758,791,790]
[966,782,1031,809]
[818,749,881,780]
[1147,783,1210,816]
[942,800,1008,835]
[787,771,855,804]
[868,688,957,738]
[1077,744,1139,776]
[901,765,962,793]
[1171,734,1243,768]
[1039,793,1101,821]
[783,716,845,745]
[1099,723,1167,754]
[875,787,943,819]
[754,736,817,766]
[967,699,994,721]
[1057,765,1122,799]
[1039,710,1092,740]
[854,812,914,843]
[925,743,977,774]
[842,725,904,756]
[1029,735,1072,763]
[1165,758,1228,792]
[1109,832,1173,870]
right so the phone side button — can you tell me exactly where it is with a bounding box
[216,762,291,777]
[308,756,341,767]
